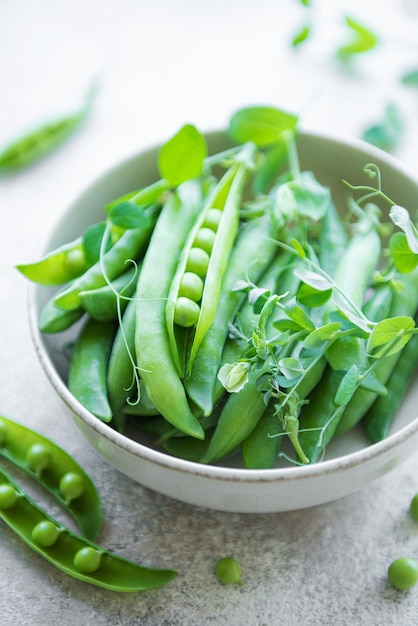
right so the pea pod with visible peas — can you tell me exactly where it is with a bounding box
[16,238,88,286]
[0,467,177,592]
[134,181,206,439]
[183,216,279,415]
[166,143,256,377]
[0,416,101,540]
[54,209,156,311]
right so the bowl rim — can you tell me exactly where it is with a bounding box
[27,126,418,484]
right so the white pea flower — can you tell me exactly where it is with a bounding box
[217,362,250,393]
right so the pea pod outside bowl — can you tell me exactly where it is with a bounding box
[27,129,418,513]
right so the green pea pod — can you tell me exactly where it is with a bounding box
[363,332,418,443]
[79,265,137,321]
[296,213,382,462]
[335,268,418,436]
[186,158,254,374]
[184,217,278,415]
[200,370,266,464]
[0,416,101,540]
[0,84,96,173]
[165,166,237,375]
[39,289,85,334]
[107,299,159,423]
[107,299,138,415]
[135,182,205,439]
[105,179,170,214]
[68,318,116,423]
[162,430,214,462]
[16,238,87,286]
[166,145,256,377]
[318,201,349,277]
[0,467,177,592]
[54,213,155,311]
[297,369,347,463]
[241,403,283,469]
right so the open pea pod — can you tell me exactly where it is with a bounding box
[166,143,256,377]
[0,416,102,541]
[0,467,177,592]
[16,238,87,286]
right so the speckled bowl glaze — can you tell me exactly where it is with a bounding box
[28,130,418,513]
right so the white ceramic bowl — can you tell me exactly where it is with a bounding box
[28,130,418,513]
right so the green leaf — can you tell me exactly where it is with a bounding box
[332,291,372,335]
[297,282,333,307]
[362,103,403,153]
[253,139,288,194]
[279,357,304,380]
[337,15,379,60]
[359,371,387,395]
[158,124,207,187]
[389,232,418,274]
[228,106,298,148]
[367,316,416,358]
[284,298,316,331]
[326,336,365,371]
[108,201,152,230]
[389,205,418,253]
[303,322,341,349]
[81,222,107,266]
[401,69,418,86]
[291,238,306,259]
[293,268,334,292]
[292,24,311,48]
[289,171,331,220]
[328,309,369,338]
[334,365,359,406]
[249,287,271,314]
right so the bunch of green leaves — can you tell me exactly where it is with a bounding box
[291,2,379,61]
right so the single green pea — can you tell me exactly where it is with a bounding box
[215,557,243,586]
[59,472,85,503]
[0,484,18,509]
[178,272,204,302]
[26,443,51,474]
[202,207,223,230]
[0,420,7,445]
[64,248,86,275]
[31,520,60,547]
[410,494,418,522]
[174,297,201,327]
[193,227,216,254]
[185,247,210,277]
[73,546,102,573]
[388,557,418,591]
